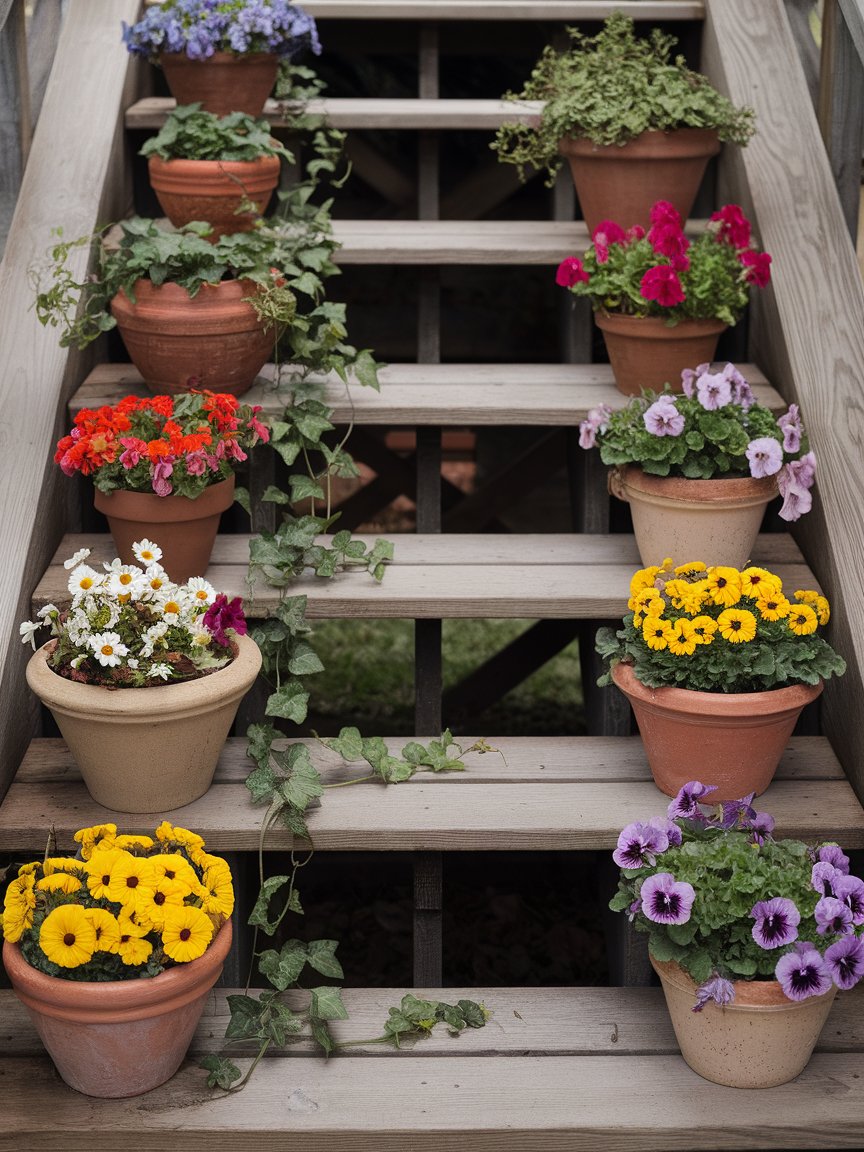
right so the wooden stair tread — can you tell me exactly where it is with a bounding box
[295,1,705,19]
[73,361,785,425]
[4,736,860,851]
[33,533,814,620]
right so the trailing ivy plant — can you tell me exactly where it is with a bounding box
[140,103,294,162]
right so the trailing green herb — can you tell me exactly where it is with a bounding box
[140,103,293,162]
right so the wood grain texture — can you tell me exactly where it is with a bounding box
[297,1,705,18]
[702,0,864,805]
[72,360,784,426]
[0,0,141,803]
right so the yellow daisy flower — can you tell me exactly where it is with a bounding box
[679,580,709,615]
[628,587,664,614]
[755,592,790,621]
[794,589,820,605]
[84,848,128,901]
[73,823,118,861]
[200,859,235,918]
[788,604,818,636]
[106,854,158,911]
[661,579,690,610]
[17,862,39,877]
[814,596,830,626]
[39,905,97,968]
[674,561,707,577]
[667,618,698,657]
[85,908,121,954]
[150,854,200,896]
[36,872,82,895]
[154,822,206,856]
[642,618,673,652]
[740,567,782,599]
[1,900,32,943]
[629,565,664,598]
[42,857,84,876]
[116,915,153,966]
[161,906,214,963]
[135,878,187,931]
[113,835,155,851]
[690,616,718,645]
[706,567,743,608]
[717,608,758,643]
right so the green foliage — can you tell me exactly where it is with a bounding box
[493,13,754,184]
[381,994,491,1046]
[140,103,294,162]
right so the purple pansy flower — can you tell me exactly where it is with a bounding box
[650,815,683,847]
[680,363,710,399]
[775,942,833,1001]
[692,973,735,1012]
[640,872,695,925]
[695,370,733,411]
[720,793,757,830]
[816,896,855,937]
[612,821,669,869]
[824,935,864,990]
[834,875,864,925]
[811,861,841,898]
[151,455,174,497]
[750,896,800,949]
[750,811,775,845]
[746,436,784,479]
[778,404,802,453]
[667,781,718,821]
[816,844,850,874]
[722,363,754,409]
[643,397,685,437]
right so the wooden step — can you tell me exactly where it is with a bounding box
[33,533,814,621]
[2,982,863,1150]
[4,735,860,852]
[299,1,705,19]
[71,362,783,426]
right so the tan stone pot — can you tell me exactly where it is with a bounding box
[148,154,281,239]
[558,128,720,234]
[159,51,279,117]
[651,956,836,1088]
[94,475,235,584]
[609,464,777,570]
[110,279,275,397]
[612,662,822,801]
[595,312,727,396]
[26,635,262,813]
[3,920,232,1097]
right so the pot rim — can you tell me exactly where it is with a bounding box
[612,463,778,503]
[611,659,823,715]
[558,126,722,159]
[650,955,837,1010]
[594,311,728,336]
[92,472,236,517]
[112,277,262,307]
[148,154,281,175]
[158,49,278,66]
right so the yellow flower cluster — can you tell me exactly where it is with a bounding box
[2,822,233,975]
[627,562,830,656]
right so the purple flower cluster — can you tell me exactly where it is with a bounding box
[202,593,248,646]
[123,0,321,62]
[681,362,754,409]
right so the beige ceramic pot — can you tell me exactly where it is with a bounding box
[26,634,262,812]
[609,464,778,570]
[558,128,721,234]
[651,956,836,1088]
[595,312,727,396]
[612,661,822,801]
[94,475,235,584]
[3,920,232,1098]
[110,278,275,397]
[148,154,281,239]
[159,50,279,116]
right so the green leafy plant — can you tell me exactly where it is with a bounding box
[140,103,293,162]
[492,13,754,184]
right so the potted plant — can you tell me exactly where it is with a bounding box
[122,0,321,117]
[556,202,771,394]
[34,217,297,396]
[610,787,864,1087]
[141,103,293,238]
[1,821,235,1097]
[596,560,846,800]
[54,391,270,580]
[21,542,261,812]
[492,14,754,232]
[578,363,815,567]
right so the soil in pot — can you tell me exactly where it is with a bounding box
[148,154,281,239]
[159,51,279,117]
[595,312,726,396]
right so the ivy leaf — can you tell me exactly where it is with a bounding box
[233,485,251,515]
[225,993,268,1040]
[323,726,365,761]
[258,940,308,990]
[306,939,344,980]
[310,1018,336,1057]
[266,683,310,723]
[200,1054,242,1090]
[352,349,380,391]
[287,641,325,677]
[246,759,278,804]
[289,475,326,503]
[310,986,349,1021]
[457,999,489,1028]
[248,875,292,936]
[272,745,324,811]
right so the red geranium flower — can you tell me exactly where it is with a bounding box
[711,204,752,249]
[739,249,772,287]
[640,265,686,307]
[555,256,590,288]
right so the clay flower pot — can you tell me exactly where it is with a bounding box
[94,475,235,584]
[3,920,232,1098]
[558,128,720,234]
[110,279,275,397]
[609,464,778,570]
[595,312,727,396]
[148,154,281,239]
[159,50,279,117]
[26,634,262,812]
[651,956,836,1088]
[611,661,822,801]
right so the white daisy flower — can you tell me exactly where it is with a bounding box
[141,564,170,597]
[191,630,213,648]
[140,621,169,658]
[153,589,191,624]
[106,565,147,602]
[126,657,139,670]
[148,663,173,681]
[36,603,59,621]
[66,608,92,646]
[102,556,144,576]
[19,620,41,650]
[68,565,103,598]
[184,577,217,608]
[63,547,91,570]
[132,539,163,566]
[70,654,87,669]
[88,632,128,668]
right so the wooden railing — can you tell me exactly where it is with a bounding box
[819,0,864,238]
[704,0,864,802]
[0,0,142,798]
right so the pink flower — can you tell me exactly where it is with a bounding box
[777,453,817,520]
[648,222,690,265]
[778,404,802,453]
[650,200,682,228]
[627,225,646,241]
[578,403,612,449]
[680,363,710,398]
[594,241,609,265]
[696,370,733,411]
[248,405,270,444]
[721,363,754,409]
[592,220,626,263]
[151,456,174,497]
[640,265,685,307]
[119,437,146,470]
[203,593,248,647]
[644,397,685,437]
[746,436,783,478]
[710,204,752,249]
[185,451,208,476]
[740,249,772,287]
[556,257,590,288]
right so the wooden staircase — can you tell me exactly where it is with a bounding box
[3,1,864,1147]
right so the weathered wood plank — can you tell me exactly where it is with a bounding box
[297,1,705,19]
[2,1052,864,1150]
[72,360,785,425]
[702,0,864,808]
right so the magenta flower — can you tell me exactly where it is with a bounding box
[696,370,733,411]
[650,200,682,228]
[750,896,800,949]
[834,875,864,925]
[643,397,685,437]
[556,256,590,288]
[613,821,669,869]
[640,872,695,925]
[151,456,174,497]
[740,249,772,287]
[746,436,783,478]
[824,935,864,990]
[203,593,248,647]
[248,405,270,444]
[816,896,855,937]
[775,943,832,1000]
[627,224,646,241]
[811,861,841,898]
[692,973,735,1012]
[640,265,686,307]
[710,204,752,249]
[592,220,627,246]
[648,222,690,266]
[817,844,849,873]
[119,437,144,469]
[667,781,718,821]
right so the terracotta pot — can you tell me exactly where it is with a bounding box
[148,154,281,239]
[595,312,727,396]
[26,635,262,812]
[159,51,279,117]
[558,128,720,234]
[110,279,275,397]
[651,956,836,1088]
[609,464,778,570]
[611,661,822,801]
[3,920,231,1097]
[93,475,235,584]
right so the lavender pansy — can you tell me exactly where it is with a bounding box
[815,896,854,937]
[750,896,800,949]
[613,821,669,869]
[695,370,733,411]
[775,943,833,1001]
[745,436,783,479]
[643,397,684,437]
[649,815,682,847]
[834,875,864,925]
[640,872,695,925]
[811,861,841,898]
[750,811,775,846]
[816,844,850,874]
[720,793,756,830]
[824,935,864,990]
[667,780,717,821]
[692,973,735,1012]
